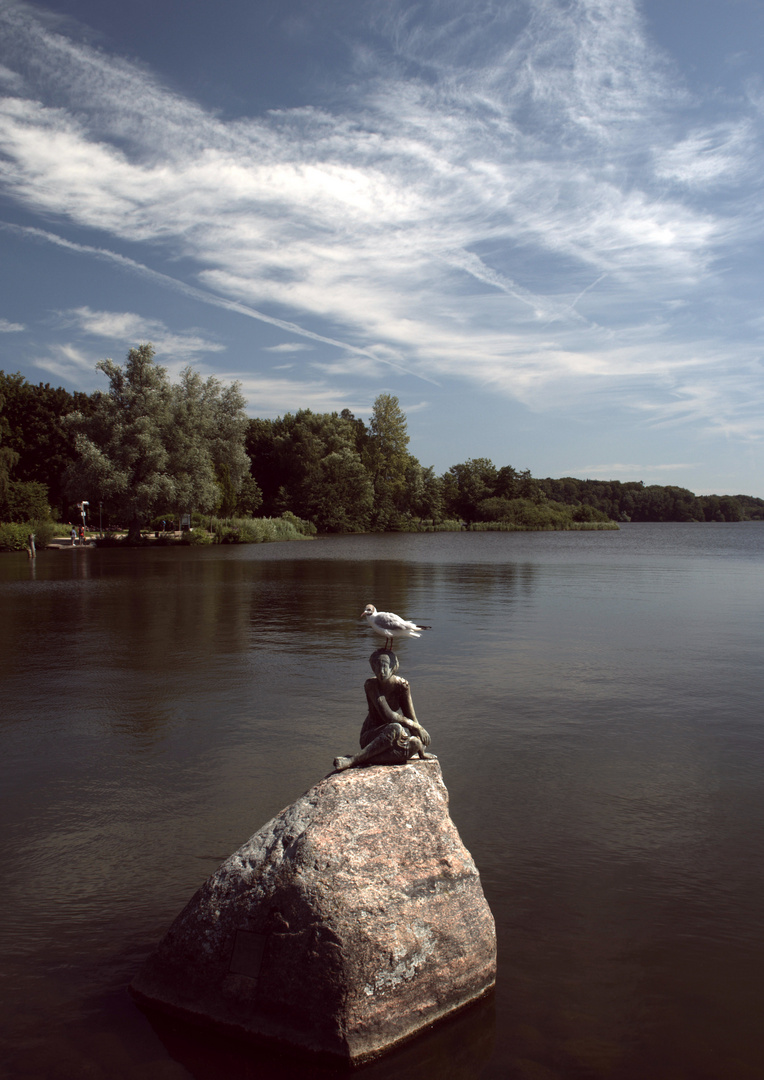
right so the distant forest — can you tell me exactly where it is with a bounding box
[537,477,763,524]
[1,355,762,537]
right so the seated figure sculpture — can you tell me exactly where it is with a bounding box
[333,649,435,771]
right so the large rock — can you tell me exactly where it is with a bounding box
[130,760,496,1064]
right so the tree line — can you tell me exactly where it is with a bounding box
[537,477,763,523]
[1,346,762,539]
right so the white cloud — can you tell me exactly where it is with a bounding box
[32,342,95,382]
[654,123,754,189]
[576,462,698,476]
[0,0,762,440]
[63,306,225,361]
[25,308,226,386]
[228,374,372,417]
[263,343,315,353]
[0,317,24,331]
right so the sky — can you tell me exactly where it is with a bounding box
[1,0,764,496]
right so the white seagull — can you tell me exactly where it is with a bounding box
[361,604,431,649]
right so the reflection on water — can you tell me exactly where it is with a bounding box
[141,992,496,1080]
[1,524,764,1078]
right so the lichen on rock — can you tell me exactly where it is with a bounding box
[130,760,496,1064]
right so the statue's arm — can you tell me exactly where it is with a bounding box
[397,679,431,747]
[397,679,418,722]
[363,678,431,747]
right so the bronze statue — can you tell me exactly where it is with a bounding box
[333,649,434,771]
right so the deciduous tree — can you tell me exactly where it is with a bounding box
[65,345,251,541]
[249,409,372,531]
[443,458,498,524]
[0,382,19,519]
[168,366,251,521]
[0,371,92,517]
[365,393,410,528]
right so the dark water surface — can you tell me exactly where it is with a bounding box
[2,523,763,1080]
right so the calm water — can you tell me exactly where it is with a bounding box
[2,523,763,1080]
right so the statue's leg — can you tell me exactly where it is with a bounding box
[406,736,437,761]
[334,724,408,771]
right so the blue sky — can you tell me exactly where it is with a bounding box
[1,0,763,496]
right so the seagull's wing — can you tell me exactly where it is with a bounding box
[374,610,412,632]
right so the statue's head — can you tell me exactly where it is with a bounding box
[369,648,399,679]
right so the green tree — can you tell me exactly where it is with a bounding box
[245,418,280,512]
[0,373,86,523]
[307,447,374,532]
[475,496,515,522]
[65,346,175,540]
[249,409,372,531]
[443,458,498,524]
[364,394,410,528]
[517,468,544,504]
[495,465,519,501]
[571,503,611,523]
[404,460,444,523]
[65,345,251,541]
[731,495,764,520]
[235,473,263,516]
[0,371,93,518]
[167,367,251,522]
[701,494,744,522]
[0,381,19,516]
[630,485,702,522]
[4,480,51,523]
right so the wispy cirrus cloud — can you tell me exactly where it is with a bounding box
[62,306,225,362]
[577,462,698,476]
[654,122,754,189]
[32,342,94,383]
[228,374,372,417]
[263,343,315,353]
[3,223,433,382]
[0,0,763,438]
[27,306,226,386]
[0,317,24,331]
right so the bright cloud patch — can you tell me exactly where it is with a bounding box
[0,0,763,446]
[264,343,315,354]
[64,307,224,361]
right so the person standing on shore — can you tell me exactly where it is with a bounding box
[71,526,77,546]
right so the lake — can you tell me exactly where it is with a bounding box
[1,523,763,1080]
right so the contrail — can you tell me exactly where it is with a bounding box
[567,273,607,314]
[442,248,588,325]
[536,273,606,331]
[2,223,439,385]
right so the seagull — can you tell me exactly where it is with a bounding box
[361,604,432,649]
